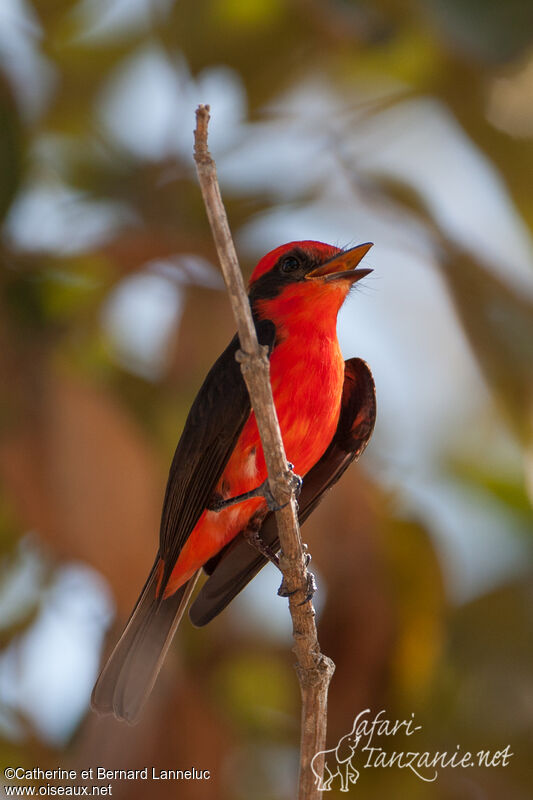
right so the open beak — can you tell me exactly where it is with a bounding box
[306,242,373,283]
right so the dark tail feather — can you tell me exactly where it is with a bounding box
[189,535,271,627]
[91,560,199,724]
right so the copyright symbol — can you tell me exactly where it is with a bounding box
[5,767,16,780]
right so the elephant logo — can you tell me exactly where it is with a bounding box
[311,719,362,792]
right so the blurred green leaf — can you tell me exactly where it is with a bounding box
[444,245,533,443]
[450,458,533,523]
[421,0,533,63]
[211,652,297,735]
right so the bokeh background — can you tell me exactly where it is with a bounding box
[1,1,533,798]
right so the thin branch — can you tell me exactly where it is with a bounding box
[193,104,335,799]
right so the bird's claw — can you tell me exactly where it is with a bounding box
[287,463,302,498]
[299,571,317,605]
[244,526,280,567]
[302,542,311,567]
[277,577,295,598]
[264,465,302,512]
[277,569,317,604]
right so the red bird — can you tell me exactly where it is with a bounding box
[92,240,376,722]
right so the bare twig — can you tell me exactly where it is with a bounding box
[193,104,335,798]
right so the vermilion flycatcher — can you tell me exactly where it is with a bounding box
[92,240,376,722]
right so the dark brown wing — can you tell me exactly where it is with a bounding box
[189,357,376,627]
[157,319,276,593]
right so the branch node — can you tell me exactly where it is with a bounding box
[235,345,269,371]
[295,655,335,688]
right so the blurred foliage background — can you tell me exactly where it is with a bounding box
[0,0,533,798]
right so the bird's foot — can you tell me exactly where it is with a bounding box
[277,547,316,603]
[207,464,302,514]
[263,463,302,512]
[277,570,317,605]
[244,526,279,567]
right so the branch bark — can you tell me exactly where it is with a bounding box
[193,104,335,799]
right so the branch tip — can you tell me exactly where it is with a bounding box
[194,104,212,163]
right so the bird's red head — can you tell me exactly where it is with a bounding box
[248,240,373,331]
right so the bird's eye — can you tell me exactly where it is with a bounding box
[280,255,300,273]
